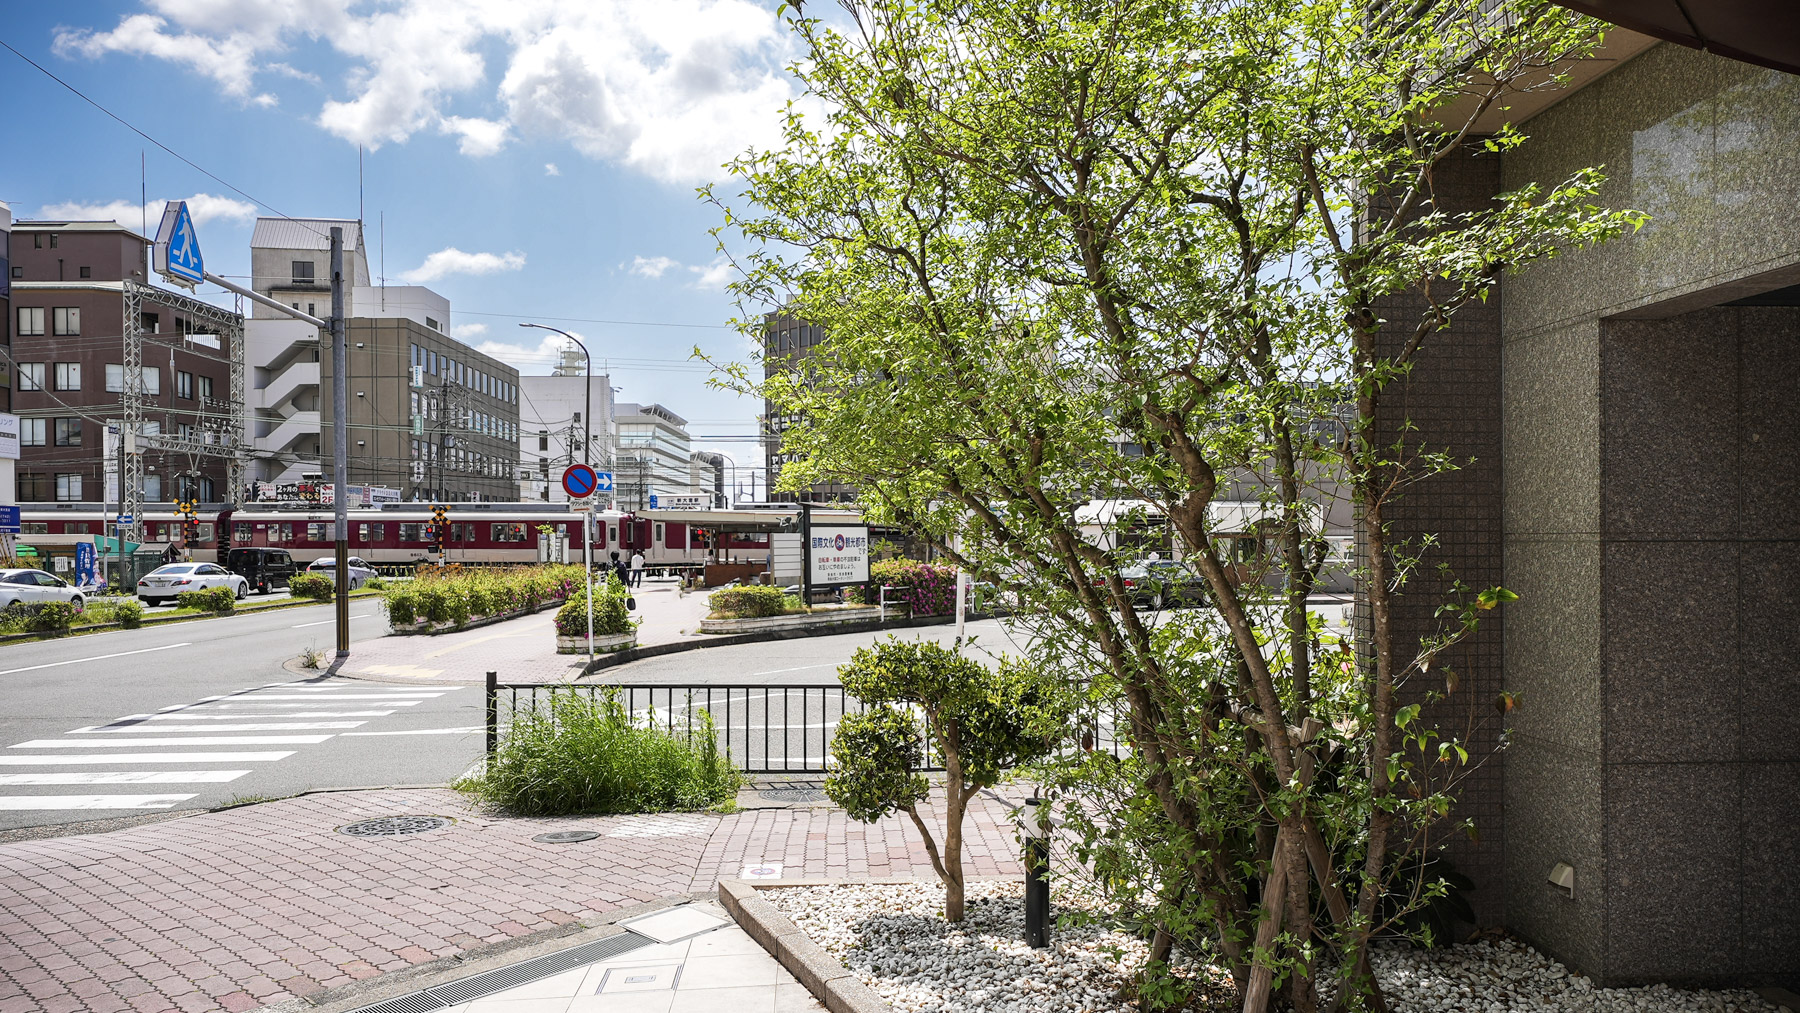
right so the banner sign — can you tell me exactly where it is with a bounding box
[808,525,870,587]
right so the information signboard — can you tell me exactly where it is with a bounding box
[808,525,870,588]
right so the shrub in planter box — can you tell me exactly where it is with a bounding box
[176,586,237,614]
[707,585,789,619]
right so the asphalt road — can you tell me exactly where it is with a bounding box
[0,601,478,833]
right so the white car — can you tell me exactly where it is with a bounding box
[305,556,378,589]
[0,568,86,613]
[138,563,250,605]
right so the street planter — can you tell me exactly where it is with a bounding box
[556,631,637,655]
[698,606,887,635]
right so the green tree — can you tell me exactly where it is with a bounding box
[826,638,1064,921]
[712,1,1641,1008]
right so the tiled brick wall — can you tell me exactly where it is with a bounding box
[1363,147,1508,926]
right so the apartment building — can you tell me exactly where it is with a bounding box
[8,220,236,504]
[246,217,519,501]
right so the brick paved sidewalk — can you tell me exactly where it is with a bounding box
[0,787,1025,1013]
[335,583,715,684]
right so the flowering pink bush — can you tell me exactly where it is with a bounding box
[848,559,959,616]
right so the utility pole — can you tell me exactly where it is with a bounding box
[330,228,350,659]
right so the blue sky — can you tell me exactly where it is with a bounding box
[0,0,810,484]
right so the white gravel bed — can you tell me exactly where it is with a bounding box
[765,880,1779,1013]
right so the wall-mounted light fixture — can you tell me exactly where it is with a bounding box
[1548,863,1575,898]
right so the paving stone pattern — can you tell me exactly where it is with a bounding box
[0,788,1023,1013]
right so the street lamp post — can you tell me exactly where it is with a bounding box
[519,322,595,670]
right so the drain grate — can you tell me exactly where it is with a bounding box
[347,932,650,1013]
[336,815,454,838]
[759,787,827,802]
[533,830,600,844]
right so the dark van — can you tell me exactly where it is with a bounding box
[226,547,299,594]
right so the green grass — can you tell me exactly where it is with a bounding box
[459,692,741,817]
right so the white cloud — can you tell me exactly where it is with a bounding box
[55,0,807,183]
[399,247,526,283]
[442,115,508,157]
[629,255,679,279]
[451,322,488,340]
[35,192,259,230]
[544,162,560,176]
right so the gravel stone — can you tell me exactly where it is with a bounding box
[766,881,1779,1013]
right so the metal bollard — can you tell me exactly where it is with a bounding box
[1022,796,1050,947]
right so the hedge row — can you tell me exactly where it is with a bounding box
[382,564,585,629]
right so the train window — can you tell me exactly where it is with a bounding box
[358,523,385,543]
[491,523,528,543]
[306,522,330,541]
[399,523,425,543]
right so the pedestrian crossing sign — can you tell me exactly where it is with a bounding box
[152,200,205,287]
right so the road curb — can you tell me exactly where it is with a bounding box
[718,879,896,1013]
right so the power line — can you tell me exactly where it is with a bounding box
[0,36,327,242]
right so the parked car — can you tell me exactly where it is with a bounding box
[138,563,250,605]
[225,547,299,595]
[1118,560,1207,610]
[0,568,86,613]
[304,556,378,589]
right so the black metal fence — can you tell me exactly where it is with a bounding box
[482,673,1131,775]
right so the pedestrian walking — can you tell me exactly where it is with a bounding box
[629,550,644,587]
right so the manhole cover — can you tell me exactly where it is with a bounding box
[533,830,601,844]
[336,815,453,837]
[759,788,827,802]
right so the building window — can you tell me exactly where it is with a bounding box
[358,523,386,543]
[53,418,81,447]
[55,474,83,502]
[79,266,91,279]
[492,523,528,543]
[20,419,45,446]
[16,308,44,336]
[177,371,194,399]
[18,363,43,391]
[306,522,330,542]
[292,260,314,285]
[52,307,80,336]
[199,376,213,400]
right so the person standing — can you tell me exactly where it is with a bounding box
[629,550,644,587]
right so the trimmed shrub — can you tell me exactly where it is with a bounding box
[707,585,789,619]
[286,572,335,600]
[176,586,237,614]
[846,559,959,616]
[465,691,740,816]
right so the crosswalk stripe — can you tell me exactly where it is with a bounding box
[232,694,445,700]
[16,736,333,747]
[0,752,294,765]
[73,723,366,733]
[0,794,198,810]
[0,771,251,785]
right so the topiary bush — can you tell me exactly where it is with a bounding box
[707,585,791,619]
[286,572,334,600]
[465,691,740,816]
[846,559,959,615]
[176,586,237,614]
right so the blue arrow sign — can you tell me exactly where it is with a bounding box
[154,201,204,285]
[562,464,598,499]
[593,471,614,493]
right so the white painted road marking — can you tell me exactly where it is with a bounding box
[0,794,197,810]
[339,726,485,736]
[0,771,251,785]
[0,643,192,676]
[73,723,366,733]
[15,736,334,747]
[0,752,296,765]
